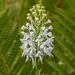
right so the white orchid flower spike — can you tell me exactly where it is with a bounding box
[20,4,54,67]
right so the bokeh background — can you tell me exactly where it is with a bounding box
[0,0,75,75]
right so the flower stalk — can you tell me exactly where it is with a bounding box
[36,57,38,75]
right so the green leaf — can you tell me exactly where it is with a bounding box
[10,53,32,75]
[66,0,75,13]
[19,60,33,75]
[10,56,25,75]
[53,50,75,69]
[46,60,69,75]
[54,35,75,55]
[54,6,75,26]
[53,14,75,34]
[52,22,75,45]
[6,34,21,67]
[0,0,2,11]
[0,9,11,45]
[1,25,19,56]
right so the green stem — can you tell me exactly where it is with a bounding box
[36,57,38,75]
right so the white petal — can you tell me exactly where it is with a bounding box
[31,56,34,65]
[51,36,55,39]
[42,26,45,30]
[27,16,30,20]
[38,51,43,56]
[30,32,34,36]
[21,25,26,30]
[47,19,51,23]
[21,50,26,56]
[20,39,24,43]
[49,53,53,57]
[48,47,53,51]
[21,31,25,35]
[48,26,53,30]
[29,26,32,30]
[35,39,38,42]
[35,18,39,21]
[23,33,29,40]
[20,42,28,50]
[47,32,52,37]
[44,19,51,25]
[29,26,35,31]
[28,40,33,46]
[42,13,46,16]
[39,56,43,63]
[26,23,30,27]
[30,49,33,54]
[26,56,29,61]
[36,54,38,57]
[20,46,24,50]
[40,42,46,48]
[38,51,42,54]
[21,32,29,40]
[38,41,40,46]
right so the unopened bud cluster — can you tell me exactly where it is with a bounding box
[20,4,54,66]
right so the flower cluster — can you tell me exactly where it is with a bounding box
[20,4,54,65]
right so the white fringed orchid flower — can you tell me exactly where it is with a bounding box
[20,4,54,66]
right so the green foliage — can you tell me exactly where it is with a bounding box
[0,0,2,11]
[46,60,69,75]
[0,9,11,45]
[46,0,75,75]
[0,0,75,75]
[0,1,35,75]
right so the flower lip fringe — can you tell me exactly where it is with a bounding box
[20,4,54,66]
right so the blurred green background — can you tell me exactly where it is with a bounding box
[0,0,75,75]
